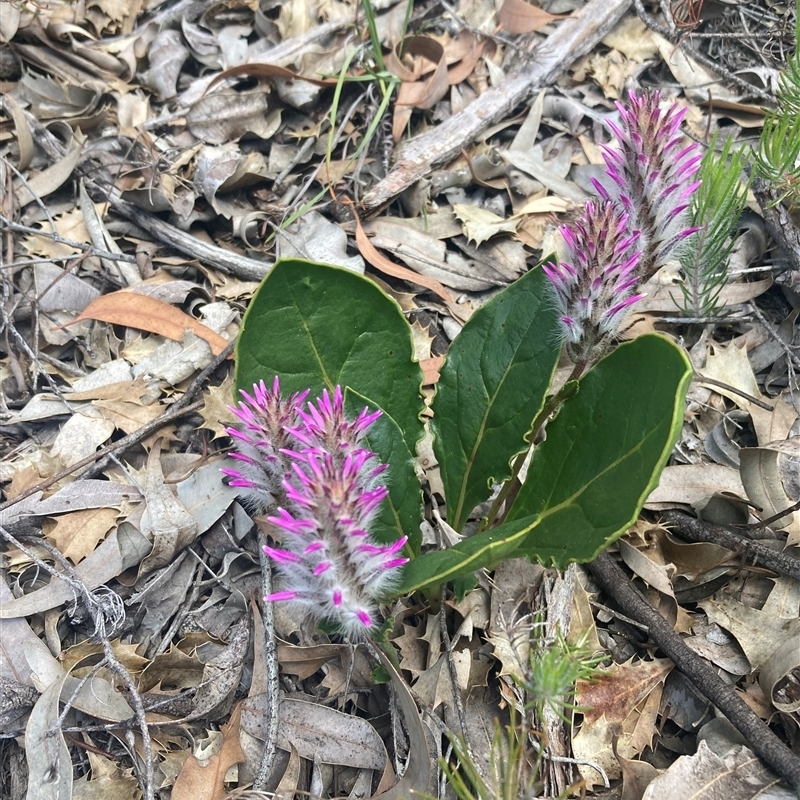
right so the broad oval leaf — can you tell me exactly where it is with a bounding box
[344,389,423,554]
[431,266,560,531]
[507,334,692,566]
[235,258,424,450]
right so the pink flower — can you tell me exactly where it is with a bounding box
[592,90,702,280]
[544,90,702,365]
[224,381,407,639]
[544,201,644,366]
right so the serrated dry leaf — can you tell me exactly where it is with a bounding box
[452,203,518,246]
[200,373,237,439]
[94,397,164,434]
[172,703,246,800]
[412,649,471,711]
[45,506,118,563]
[68,290,229,356]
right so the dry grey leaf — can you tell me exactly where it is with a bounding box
[241,695,388,770]
[740,439,800,542]
[175,462,240,534]
[0,530,127,619]
[189,620,249,720]
[24,671,72,800]
[15,133,84,206]
[642,741,794,800]
[139,442,199,577]
[0,575,55,685]
[35,261,100,314]
[278,210,364,272]
[17,480,140,516]
[51,406,116,468]
[644,464,745,511]
[187,90,275,144]
[132,329,214,386]
[139,29,190,101]
[699,591,800,672]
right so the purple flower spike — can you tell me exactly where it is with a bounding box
[223,379,405,639]
[221,379,309,513]
[544,90,702,367]
[547,201,645,366]
[593,90,702,280]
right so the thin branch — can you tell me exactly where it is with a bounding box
[0,214,139,265]
[663,510,800,582]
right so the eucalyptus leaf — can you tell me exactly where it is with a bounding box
[507,334,692,566]
[344,389,423,554]
[235,258,424,450]
[431,266,560,530]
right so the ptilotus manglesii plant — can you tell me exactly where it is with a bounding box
[229,89,693,606]
[549,91,703,366]
[224,379,408,639]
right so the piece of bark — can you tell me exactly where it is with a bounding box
[361,0,632,212]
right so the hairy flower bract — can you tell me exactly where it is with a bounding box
[224,380,407,639]
[546,90,702,365]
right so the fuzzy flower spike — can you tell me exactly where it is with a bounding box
[592,90,703,281]
[224,381,407,639]
[544,200,644,366]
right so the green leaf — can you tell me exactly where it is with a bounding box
[507,334,692,566]
[391,513,540,596]
[431,266,560,531]
[344,389,422,554]
[235,258,424,450]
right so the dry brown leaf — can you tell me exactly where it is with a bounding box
[204,61,338,94]
[420,355,444,386]
[93,398,164,434]
[68,290,229,356]
[45,507,118,564]
[497,0,567,34]
[200,373,238,439]
[172,703,246,800]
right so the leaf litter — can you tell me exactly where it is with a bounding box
[1,0,799,798]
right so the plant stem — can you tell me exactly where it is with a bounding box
[481,372,583,531]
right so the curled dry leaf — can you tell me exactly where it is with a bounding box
[67,289,230,356]
[172,703,246,800]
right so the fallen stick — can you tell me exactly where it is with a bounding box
[361,0,632,212]
[589,551,800,791]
